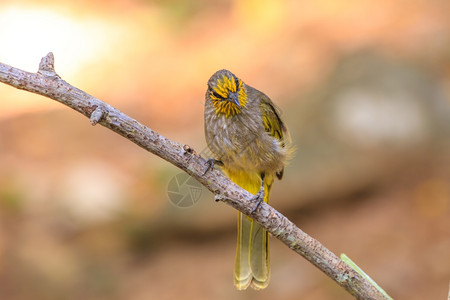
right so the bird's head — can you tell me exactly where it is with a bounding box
[206,69,248,118]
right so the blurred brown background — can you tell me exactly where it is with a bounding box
[0,0,449,299]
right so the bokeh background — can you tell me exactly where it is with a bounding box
[0,0,449,299]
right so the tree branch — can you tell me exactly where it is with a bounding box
[0,53,391,299]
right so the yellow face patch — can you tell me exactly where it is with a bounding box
[210,75,248,118]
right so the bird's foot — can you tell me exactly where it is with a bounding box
[251,187,265,214]
[203,158,223,175]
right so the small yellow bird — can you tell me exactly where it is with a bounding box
[204,69,292,290]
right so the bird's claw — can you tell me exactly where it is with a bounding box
[251,188,265,214]
[203,158,223,175]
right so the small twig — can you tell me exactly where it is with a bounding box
[0,53,391,299]
[341,254,393,300]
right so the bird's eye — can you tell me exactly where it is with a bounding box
[211,90,223,99]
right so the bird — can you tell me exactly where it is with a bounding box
[204,69,292,290]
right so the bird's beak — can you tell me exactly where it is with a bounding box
[229,92,241,107]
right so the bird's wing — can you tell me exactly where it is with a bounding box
[259,97,287,147]
[259,97,288,180]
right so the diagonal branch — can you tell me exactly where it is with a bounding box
[0,53,390,300]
